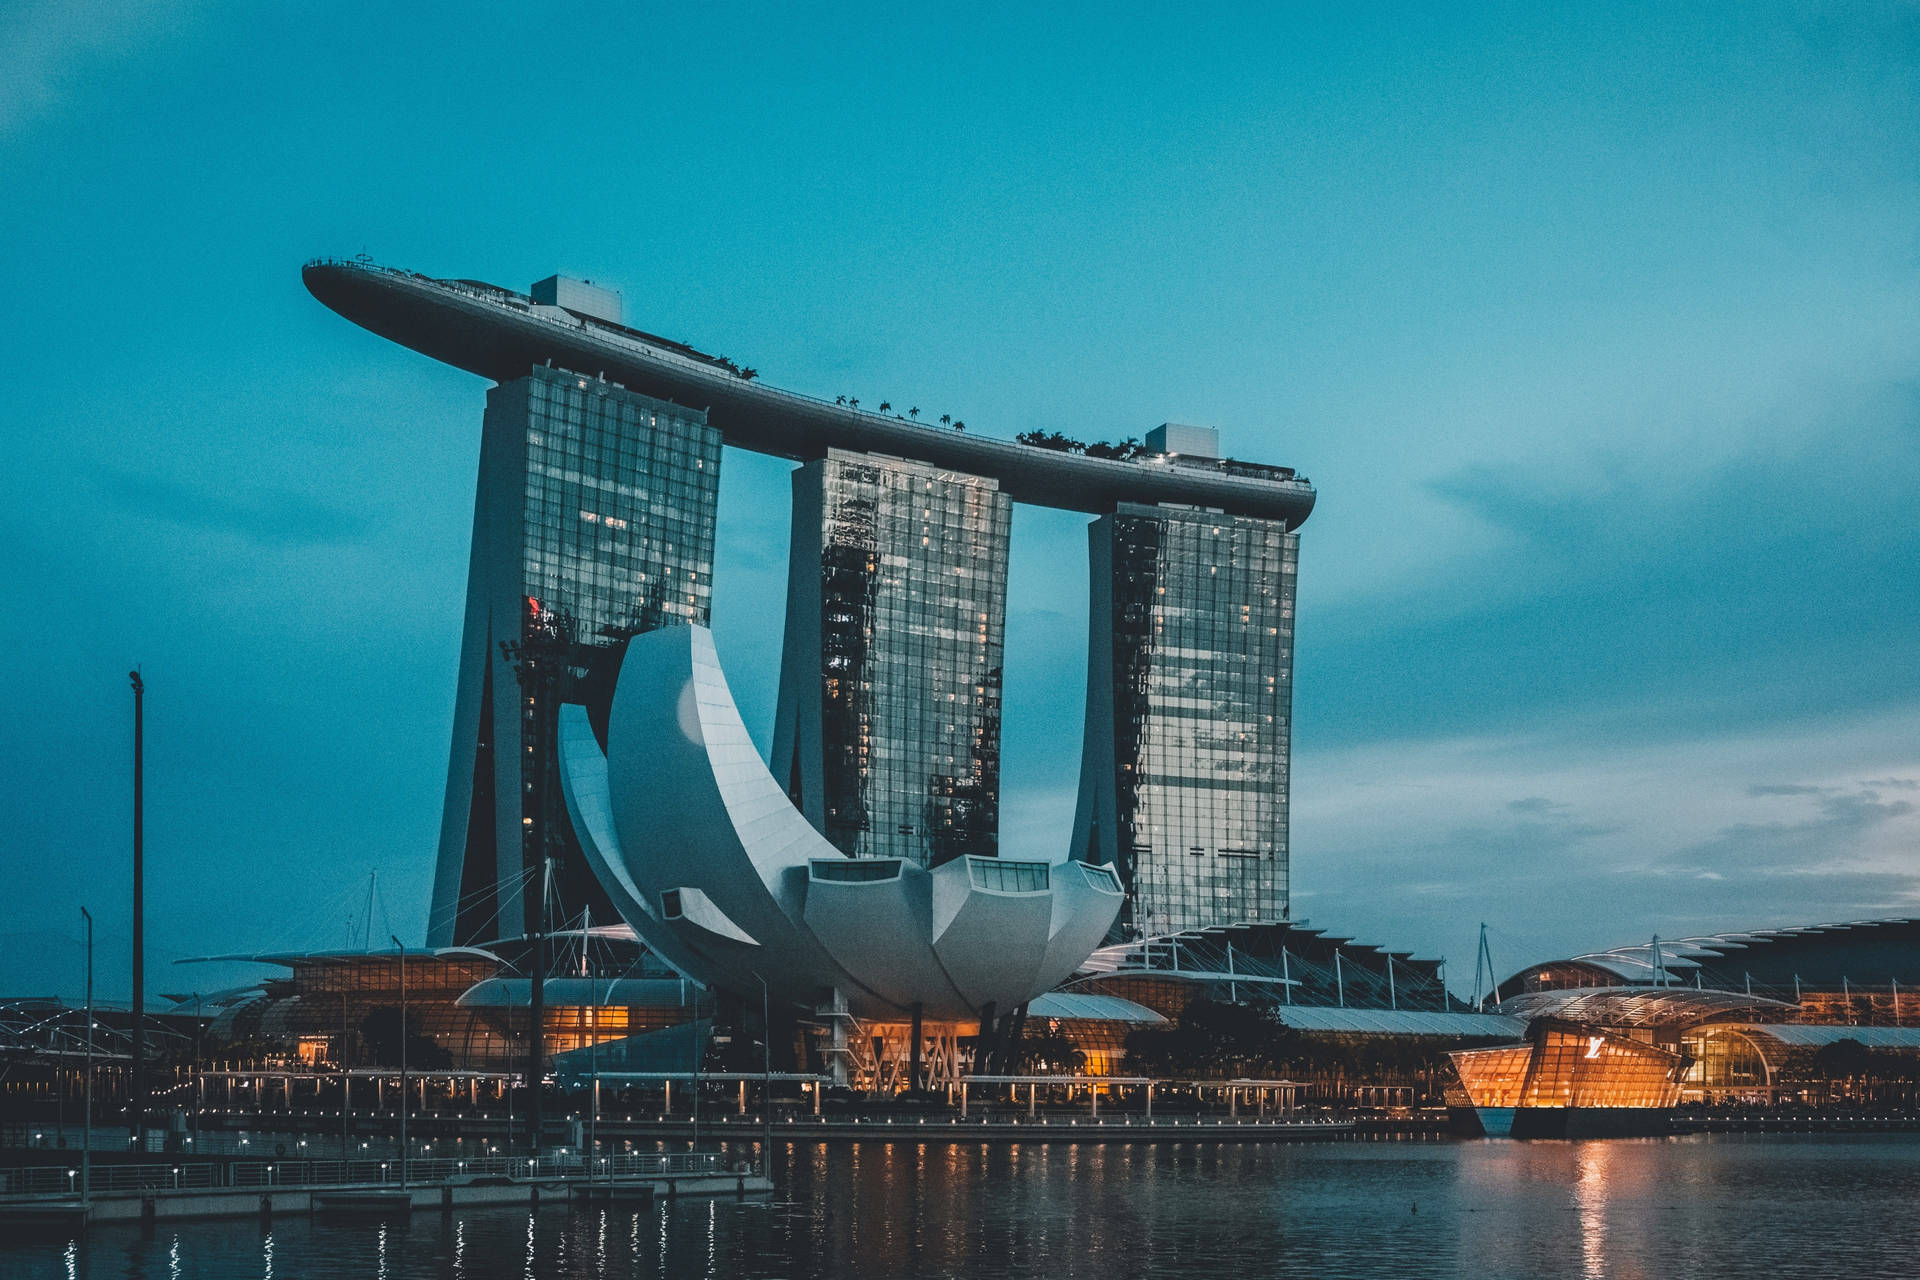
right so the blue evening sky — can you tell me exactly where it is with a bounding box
[3,1,1917,998]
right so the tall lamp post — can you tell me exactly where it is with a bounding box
[585,907,601,1182]
[390,935,408,1189]
[128,669,145,1145]
[81,907,94,1207]
[757,973,773,1181]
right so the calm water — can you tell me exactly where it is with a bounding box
[11,1135,1920,1279]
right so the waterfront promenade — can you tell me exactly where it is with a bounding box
[0,1150,769,1229]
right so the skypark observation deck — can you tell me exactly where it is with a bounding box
[302,258,1317,526]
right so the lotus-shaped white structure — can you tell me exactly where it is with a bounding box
[559,624,1124,1025]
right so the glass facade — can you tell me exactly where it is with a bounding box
[431,366,721,945]
[1451,1028,1684,1112]
[776,450,1010,868]
[1075,503,1298,937]
[518,366,718,636]
[967,858,1050,893]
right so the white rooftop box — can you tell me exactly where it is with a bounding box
[531,275,622,325]
[1145,423,1219,458]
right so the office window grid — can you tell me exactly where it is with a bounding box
[1109,505,1297,934]
[813,452,1010,867]
[519,367,720,638]
[511,367,721,927]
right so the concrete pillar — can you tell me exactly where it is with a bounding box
[827,990,851,1089]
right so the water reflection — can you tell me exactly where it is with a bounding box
[8,1137,1920,1278]
[1575,1141,1612,1280]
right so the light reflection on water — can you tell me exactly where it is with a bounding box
[11,1136,1920,1279]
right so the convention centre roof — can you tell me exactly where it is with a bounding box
[1493,986,1793,1030]
[1026,992,1166,1024]
[1506,918,1920,995]
[1269,1007,1524,1037]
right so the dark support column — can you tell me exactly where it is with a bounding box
[909,1003,924,1093]
[976,1002,997,1076]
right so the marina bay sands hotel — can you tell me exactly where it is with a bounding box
[304,261,1314,951]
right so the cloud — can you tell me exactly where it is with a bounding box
[1507,796,1567,816]
[1302,376,1920,749]
[1663,785,1916,878]
[0,0,197,133]
[1293,704,1920,968]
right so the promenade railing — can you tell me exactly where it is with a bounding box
[0,1150,726,1199]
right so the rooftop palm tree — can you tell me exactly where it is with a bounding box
[939,414,951,425]
[878,400,892,412]
[908,406,919,418]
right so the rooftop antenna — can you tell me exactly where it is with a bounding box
[362,870,379,952]
[1471,924,1499,1010]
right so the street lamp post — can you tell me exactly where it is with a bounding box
[586,908,601,1182]
[758,973,773,1182]
[129,669,145,1145]
[390,935,408,1189]
[81,907,93,1207]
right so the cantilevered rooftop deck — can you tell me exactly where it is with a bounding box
[303,258,1316,527]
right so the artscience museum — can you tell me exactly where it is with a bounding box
[561,623,1124,1081]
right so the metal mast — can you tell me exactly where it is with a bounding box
[128,669,145,1144]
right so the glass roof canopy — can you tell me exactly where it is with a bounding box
[1493,986,1793,1029]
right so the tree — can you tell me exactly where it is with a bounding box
[836,395,847,405]
[1085,436,1146,461]
[1015,430,1086,453]
[359,1008,452,1070]
[1123,998,1300,1077]
[953,420,965,432]
[908,406,920,418]
[939,414,951,425]
[878,400,892,412]
[848,398,860,409]
[1017,1028,1085,1074]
